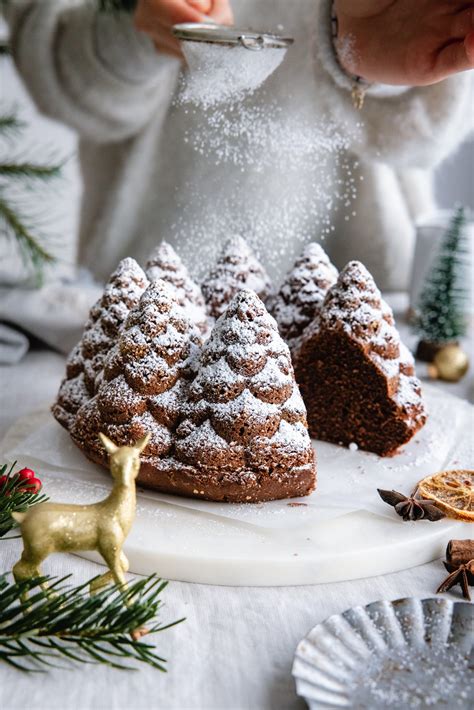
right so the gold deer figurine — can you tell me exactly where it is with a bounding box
[12,433,150,596]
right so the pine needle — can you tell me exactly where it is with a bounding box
[0,163,62,181]
[0,192,55,280]
[0,462,48,539]
[0,114,24,137]
[0,574,184,671]
[0,110,62,282]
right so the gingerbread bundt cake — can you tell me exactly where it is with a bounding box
[173,290,316,501]
[145,241,209,336]
[70,283,316,502]
[70,280,201,467]
[52,258,149,431]
[202,236,273,319]
[271,242,338,349]
[293,261,427,456]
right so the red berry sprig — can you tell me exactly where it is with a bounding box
[1,463,46,538]
[16,468,42,494]
[0,465,42,497]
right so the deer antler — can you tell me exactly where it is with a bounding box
[135,433,151,453]
[99,433,119,454]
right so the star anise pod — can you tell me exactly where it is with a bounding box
[377,489,445,522]
[437,560,474,601]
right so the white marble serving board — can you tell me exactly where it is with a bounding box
[1,384,472,586]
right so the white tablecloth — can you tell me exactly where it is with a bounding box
[0,350,471,710]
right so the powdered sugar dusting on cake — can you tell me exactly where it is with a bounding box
[53,258,149,430]
[304,261,404,372]
[394,374,426,421]
[71,279,203,459]
[319,261,425,417]
[272,242,338,347]
[145,241,209,335]
[293,260,427,453]
[201,236,273,319]
[175,290,315,476]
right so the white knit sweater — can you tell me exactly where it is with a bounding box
[7,0,473,289]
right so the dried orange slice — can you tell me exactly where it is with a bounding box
[417,470,473,522]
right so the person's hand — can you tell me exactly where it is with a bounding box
[334,1,474,85]
[134,0,234,58]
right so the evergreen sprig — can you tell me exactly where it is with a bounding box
[415,206,469,343]
[0,462,48,539]
[0,113,24,137]
[0,574,184,671]
[0,112,62,284]
[0,162,62,181]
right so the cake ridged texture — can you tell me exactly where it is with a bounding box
[293,261,427,456]
[52,258,149,431]
[71,280,201,461]
[145,241,209,336]
[174,290,316,500]
[271,242,338,348]
[201,236,273,320]
[70,284,315,502]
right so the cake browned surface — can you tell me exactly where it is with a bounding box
[70,283,316,502]
[145,241,209,336]
[201,236,273,320]
[271,242,337,348]
[70,279,201,465]
[293,261,427,456]
[52,258,149,431]
[173,290,316,501]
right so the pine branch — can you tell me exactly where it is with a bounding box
[0,163,62,181]
[0,110,63,283]
[0,192,56,280]
[0,463,48,539]
[0,574,184,671]
[0,114,24,137]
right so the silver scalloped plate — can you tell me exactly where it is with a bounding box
[293,597,473,709]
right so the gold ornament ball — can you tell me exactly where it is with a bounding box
[428,344,469,383]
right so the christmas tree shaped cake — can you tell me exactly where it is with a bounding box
[271,243,338,348]
[174,290,316,502]
[293,261,427,456]
[145,241,209,335]
[52,258,148,431]
[202,237,273,319]
[70,280,202,466]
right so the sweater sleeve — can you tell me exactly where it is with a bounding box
[316,0,474,169]
[7,0,181,143]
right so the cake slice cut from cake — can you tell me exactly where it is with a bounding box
[52,258,149,431]
[202,236,273,319]
[293,261,427,456]
[173,290,316,502]
[271,242,338,349]
[145,241,209,335]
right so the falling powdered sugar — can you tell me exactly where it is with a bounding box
[179,42,287,107]
[171,101,361,280]
[168,28,362,284]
